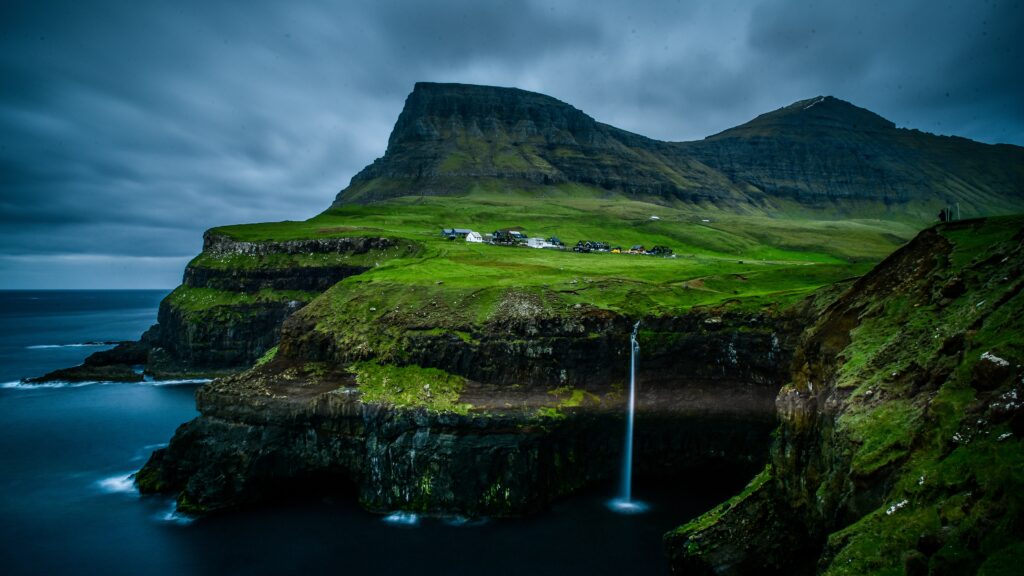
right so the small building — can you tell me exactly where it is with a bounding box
[492,229,527,245]
[441,228,472,240]
[629,245,646,254]
[466,231,483,243]
[573,240,610,253]
[527,237,548,249]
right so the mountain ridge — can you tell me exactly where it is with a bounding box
[335,83,1024,218]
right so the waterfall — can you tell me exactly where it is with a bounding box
[608,320,648,514]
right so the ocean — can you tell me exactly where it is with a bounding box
[0,290,736,575]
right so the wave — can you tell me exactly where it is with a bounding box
[382,512,420,526]
[97,473,138,495]
[26,341,118,350]
[144,378,213,386]
[2,380,97,389]
[2,378,211,390]
[156,502,194,525]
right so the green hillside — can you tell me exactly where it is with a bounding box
[205,185,917,319]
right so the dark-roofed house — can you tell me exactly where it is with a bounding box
[441,228,473,240]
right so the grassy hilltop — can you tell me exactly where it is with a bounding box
[197,185,917,320]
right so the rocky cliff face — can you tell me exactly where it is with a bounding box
[665,216,1024,575]
[136,303,800,517]
[335,83,1024,216]
[35,232,405,382]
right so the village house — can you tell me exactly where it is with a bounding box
[465,231,483,243]
[573,240,610,253]
[441,228,473,240]
[492,229,527,245]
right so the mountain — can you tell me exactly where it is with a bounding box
[336,83,1024,219]
[339,82,748,204]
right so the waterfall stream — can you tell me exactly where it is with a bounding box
[608,321,648,514]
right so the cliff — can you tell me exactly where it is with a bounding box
[137,303,800,516]
[665,215,1024,575]
[34,232,414,382]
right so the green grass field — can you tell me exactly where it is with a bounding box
[203,186,920,316]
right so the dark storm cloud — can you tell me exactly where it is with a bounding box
[1,0,1020,287]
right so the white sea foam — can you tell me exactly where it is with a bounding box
[157,502,194,525]
[1,378,210,390]
[97,473,137,495]
[145,378,211,386]
[2,380,98,389]
[383,512,420,526]
[26,342,115,350]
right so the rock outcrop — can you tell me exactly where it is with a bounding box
[665,216,1024,575]
[35,232,406,381]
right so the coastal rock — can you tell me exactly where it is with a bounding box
[37,234,401,382]
[665,217,1024,574]
[137,304,795,517]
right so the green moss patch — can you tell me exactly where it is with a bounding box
[167,286,316,313]
[669,465,772,537]
[352,361,472,414]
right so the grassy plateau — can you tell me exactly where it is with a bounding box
[202,185,920,318]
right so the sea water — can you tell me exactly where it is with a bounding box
[0,290,738,575]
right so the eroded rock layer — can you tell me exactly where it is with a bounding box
[137,306,799,516]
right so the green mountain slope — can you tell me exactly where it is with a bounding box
[335,83,1024,221]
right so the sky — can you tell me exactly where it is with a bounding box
[2,0,1021,288]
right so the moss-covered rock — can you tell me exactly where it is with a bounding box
[666,216,1024,574]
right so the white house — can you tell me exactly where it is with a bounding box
[465,231,483,243]
[527,237,551,249]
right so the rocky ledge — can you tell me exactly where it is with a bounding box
[136,303,805,517]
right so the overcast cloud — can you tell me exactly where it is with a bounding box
[2,0,1021,288]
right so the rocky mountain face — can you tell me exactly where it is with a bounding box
[341,82,748,204]
[665,216,1024,575]
[336,83,1024,216]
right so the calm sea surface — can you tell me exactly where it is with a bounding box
[0,290,737,575]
